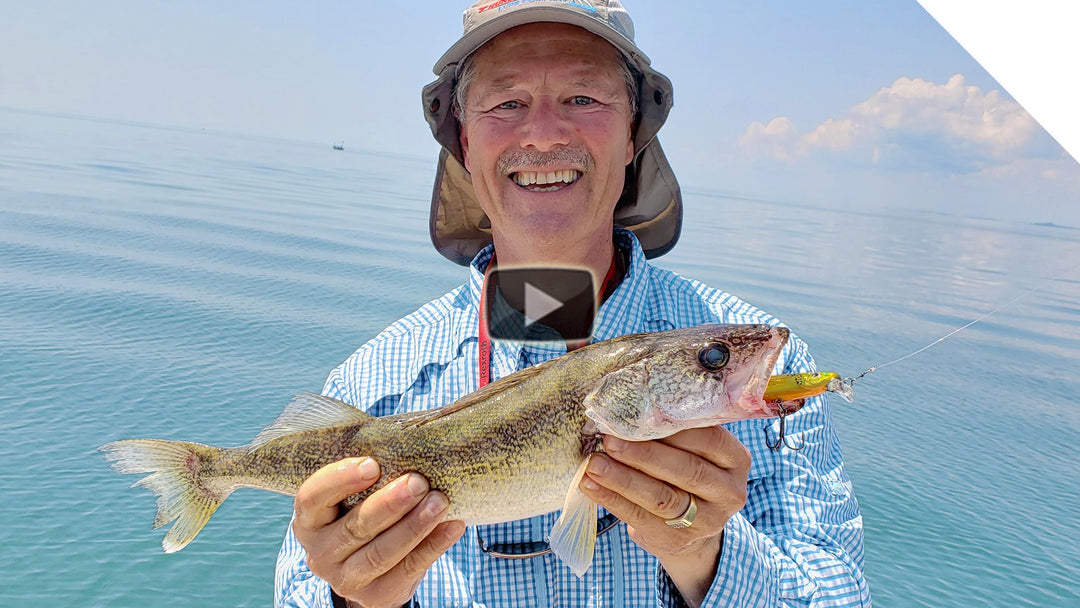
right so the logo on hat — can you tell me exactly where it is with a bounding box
[478,0,599,15]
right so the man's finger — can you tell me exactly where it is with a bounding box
[602,436,731,501]
[344,520,467,606]
[579,470,668,534]
[657,426,751,470]
[584,453,690,521]
[293,457,381,531]
[327,473,432,564]
[395,519,467,579]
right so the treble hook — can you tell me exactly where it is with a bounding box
[765,401,805,452]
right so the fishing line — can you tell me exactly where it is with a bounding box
[748,259,1073,450]
[843,259,1080,390]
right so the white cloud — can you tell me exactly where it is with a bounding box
[979,152,1080,183]
[738,117,798,160]
[739,73,1068,175]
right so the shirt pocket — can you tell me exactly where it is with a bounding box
[475,514,556,559]
[472,516,556,602]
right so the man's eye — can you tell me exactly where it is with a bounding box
[496,100,520,110]
[570,96,596,106]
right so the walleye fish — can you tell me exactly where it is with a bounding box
[101,323,795,576]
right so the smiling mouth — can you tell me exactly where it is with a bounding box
[510,169,581,192]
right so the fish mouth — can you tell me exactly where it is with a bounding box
[728,326,790,418]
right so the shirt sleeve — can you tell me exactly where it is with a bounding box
[657,338,870,607]
[274,519,336,608]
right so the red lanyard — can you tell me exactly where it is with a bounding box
[477,252,620,388]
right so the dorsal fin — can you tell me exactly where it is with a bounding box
[250,393,371,448]
[399,357,559,429]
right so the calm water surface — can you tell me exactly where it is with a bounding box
[2,108,1078,607]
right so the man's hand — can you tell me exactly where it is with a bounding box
[578,426,751,607]
[292,458,467,608]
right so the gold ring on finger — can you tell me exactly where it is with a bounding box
[664,494,697,529]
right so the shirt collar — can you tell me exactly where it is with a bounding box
[466,241,494,311]
[465,244,526,376]
[590,228,658,342]
[397,244,486,378]
[463,229,664,374]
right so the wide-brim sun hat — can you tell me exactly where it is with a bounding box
[422,0,682,266]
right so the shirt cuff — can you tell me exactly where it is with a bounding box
[657,513,778,608]
[330,590,420,608]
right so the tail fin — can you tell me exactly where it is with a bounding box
[100,439,232,553]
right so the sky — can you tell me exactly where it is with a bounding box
[2,0,1078,225]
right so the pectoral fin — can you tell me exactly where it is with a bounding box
[547,455,599,578]
[582,362,650,440]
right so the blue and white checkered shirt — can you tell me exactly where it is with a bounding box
[275,229,870,607]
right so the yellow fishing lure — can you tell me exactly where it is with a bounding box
[764,372,852,403]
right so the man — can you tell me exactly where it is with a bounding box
[276,1,869,607]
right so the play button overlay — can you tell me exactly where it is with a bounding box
[523,283,564,327]
[485,267,595,343]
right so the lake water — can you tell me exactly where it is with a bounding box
[2,107,1078,607]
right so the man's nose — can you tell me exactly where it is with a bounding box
[519,100,571,151]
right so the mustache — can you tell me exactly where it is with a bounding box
[496,147,594,175]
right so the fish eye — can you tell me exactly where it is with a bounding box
[698,343,730,371]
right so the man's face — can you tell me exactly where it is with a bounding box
[458,22,636,257]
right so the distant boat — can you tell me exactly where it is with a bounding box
[332,141,344,151]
